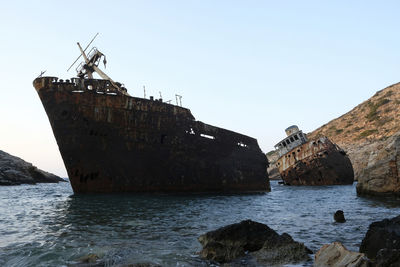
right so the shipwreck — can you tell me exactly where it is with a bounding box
[274,125,354,185]
[33,39,270,193]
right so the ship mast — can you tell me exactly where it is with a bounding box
[75,43,122,90]
[68,34,128,95]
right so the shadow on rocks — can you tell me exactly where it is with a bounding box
[198,219,312,266]
[360,215,400,266]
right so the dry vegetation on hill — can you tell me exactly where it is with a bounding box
[308,83,400,146]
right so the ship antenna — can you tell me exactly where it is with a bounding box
[143,85,146,98]
[175,94,182,107]
[67,33,99,72]
[159,91,162,100]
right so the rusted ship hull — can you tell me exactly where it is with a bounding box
[276,137,354,185]
[33,77,270,193]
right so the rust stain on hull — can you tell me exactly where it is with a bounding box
[276,137,354,185]
[33,77,270,193]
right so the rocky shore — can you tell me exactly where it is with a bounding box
[316,215,400,267]
[0,150,65,185]
[199,215,400,266]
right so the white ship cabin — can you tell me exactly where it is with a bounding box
[274,125,308,157]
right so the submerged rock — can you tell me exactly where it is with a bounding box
[77,253,100,263]
[334,210,346,223]
[71,253,103,267]
[356,132,400,197]
[360,215,400,260]
[73,252,161,267]
[198,219,311,265]
[315,242,371,267]
[0,150,65,185]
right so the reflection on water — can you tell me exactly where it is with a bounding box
[1,181,400,266]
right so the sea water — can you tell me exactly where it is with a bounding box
[1,180,400,266]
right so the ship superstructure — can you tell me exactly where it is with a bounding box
[274,125,353,185]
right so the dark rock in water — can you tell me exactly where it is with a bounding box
[0,150,65,185]
[198,219,311,265]
[334,210,346,223]
[314,242,371,267]
[375,248,400,267]
[198,220,270,263]
[360,215,400,260]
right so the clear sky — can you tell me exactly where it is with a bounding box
[1,1,400,177]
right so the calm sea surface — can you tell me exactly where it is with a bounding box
[1,180,400,266]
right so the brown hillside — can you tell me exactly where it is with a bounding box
[308,83,400,145]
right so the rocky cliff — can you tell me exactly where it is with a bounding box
[355,132,400,196]
[266,151,281,180]
[0,150,65,185]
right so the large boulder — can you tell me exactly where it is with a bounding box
[0,150,65,185]
[360,215,400,260]
[356,132,400,196]
[315,242,371,267]
[198,219,311,265]
[375,248,400,267]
